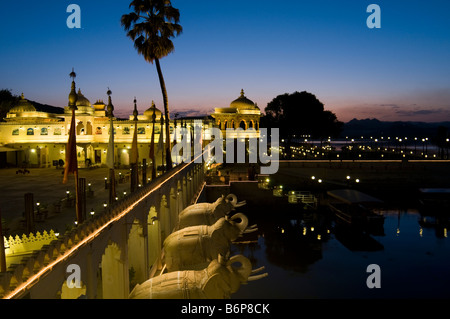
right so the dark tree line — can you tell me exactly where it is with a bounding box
[0,89,19,122]
[261,91,344,141]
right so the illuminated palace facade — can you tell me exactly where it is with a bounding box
[0,88,261,169]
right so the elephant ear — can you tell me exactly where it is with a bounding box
[216,195,225,205]
[202,273,230,299]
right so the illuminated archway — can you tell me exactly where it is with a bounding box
[127,219,147,290]
[159,195,170,242]
[100,241,128,299]
[147,206,161,269]
[60,280,87,299]
[76,122,85,135]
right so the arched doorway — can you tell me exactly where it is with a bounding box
[77,122,85,135]
[147,206,161,270]
[100,241,128,299]
[170,187,178,231]
[86,121,93,135]
[159,195,170,243]
[60,279,87,299]
[120,149,130,166]
[127,220,147,291]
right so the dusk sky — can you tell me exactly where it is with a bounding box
[1,0,450,122]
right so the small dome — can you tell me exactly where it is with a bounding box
[9,93,36,113]
[230,89,256,110]
[144,101,162,119]
[76,89,91,107]
[93,100,106,111]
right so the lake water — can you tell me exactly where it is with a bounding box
[231,206,450,299]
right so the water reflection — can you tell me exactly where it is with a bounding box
[418,212,450,239]
[261,214,332,273]
[231,203,450,299]
[333,224,384,252]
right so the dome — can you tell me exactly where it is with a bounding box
[93,100,106,111]
[9,93,36,113]
[144,101,162,119]
[76,89,91,107]
[230,89,256,110]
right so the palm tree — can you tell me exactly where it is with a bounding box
[121,0,182,169]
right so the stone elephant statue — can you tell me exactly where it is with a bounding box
[177,194,246,229]
[129,254,268,299]
[163,213,257,272]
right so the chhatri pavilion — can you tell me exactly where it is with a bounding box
[211,89,261,133]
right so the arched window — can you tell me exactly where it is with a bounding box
[249,120,254,129]
[27,128,34,136]
[239,120,246,130]
[86,122,93,135]
[76,122,85,135]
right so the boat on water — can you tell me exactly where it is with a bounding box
[327,189,385,233]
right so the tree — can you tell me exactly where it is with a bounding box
[264,91,343,140]
[435,126,448,159]
[121,0,183,169]
[0,89,19,122]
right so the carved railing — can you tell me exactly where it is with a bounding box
[4,230,58,256]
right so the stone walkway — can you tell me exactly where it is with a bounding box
[0,167,139,237]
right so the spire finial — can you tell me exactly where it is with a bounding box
[240,89,245,97]
[133,97,138,121]
[68,69,78,109]
[69,68,76,81]
[151,101,156,122]
[107,88,114,118]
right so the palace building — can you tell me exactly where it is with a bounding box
[0,84,261,169]
[211,89,261,135]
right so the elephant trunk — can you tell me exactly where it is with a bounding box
[228,255,253,284]
[226,194,238,207]
[230,213,249,234]
[226,194,246,208]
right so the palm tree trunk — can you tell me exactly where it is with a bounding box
[155,58,173,168]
